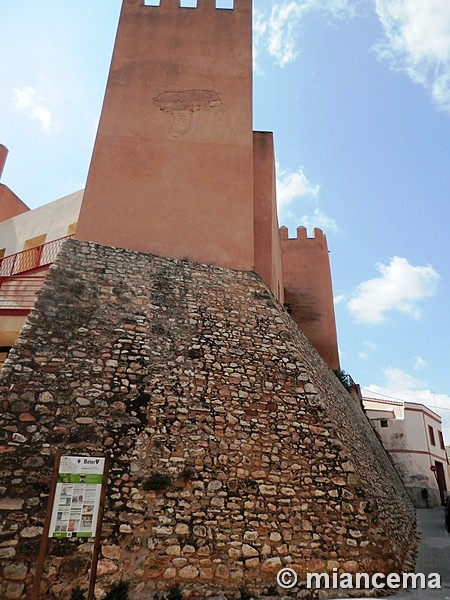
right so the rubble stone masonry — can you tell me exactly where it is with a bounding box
[0,239,415,599]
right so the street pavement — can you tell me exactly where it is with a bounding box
[390,507,450,600]
[325,507,450,600]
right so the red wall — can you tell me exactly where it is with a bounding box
[74,1,340,369]
[253,131,284,303]
[0,185,29,223]
[280,226,340,370]
[76,0,254,271]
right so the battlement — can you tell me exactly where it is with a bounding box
[279,225,326,242]
[280,224,338,370]
[76,0,253,272]
[143,0,235,9]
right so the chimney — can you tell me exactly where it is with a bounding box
[0,144,9,180]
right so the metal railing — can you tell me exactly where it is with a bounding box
[0,235,72,313]
[0,235,73,278]
[0,270,50,312]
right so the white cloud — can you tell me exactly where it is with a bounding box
[364,340,377,351]
[254,0,450,114]
[348,256,440,324]
[276,166,337,233]
[363,368,450,443]
[253,2,309,70]
[334,294,346,305]
[254,0,361,70]
[296,208,338,232]
[384,366,425,391]
[266,2,309,67]
[358,340,377,362]
[414,356,428,371]
[11,82,56,132]
[374,0,450,112]
[277,165,320,207]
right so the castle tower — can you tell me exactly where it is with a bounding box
[280,226,340,371]
[0,145,29,222]
[0,5,416,596]
[75,0,254,271]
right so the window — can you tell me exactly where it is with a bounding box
[438,430,445,450]
[144,0,160,6]
[0,346,12,369]
[380,419,388,428]
[19,234,47,273]
[216,0,234,8]
[180,0,197,7]
[23,234,47,251]
[67,222,78,236]
[428,425,436,446]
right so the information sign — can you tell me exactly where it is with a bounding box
[48,456,105,539]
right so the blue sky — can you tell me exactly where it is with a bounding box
[1,0,450,441]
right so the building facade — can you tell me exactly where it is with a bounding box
[0,3,417,597]
[0,177,82,363]
[364,397,449,507]
[0,0,340,371]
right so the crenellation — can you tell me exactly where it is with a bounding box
[278,226,327,243]
[77,0,253,272]
[279,225,288,240]
[142,0,236,9]
[0,240,416,598]
[0,0,419,596]
[280,225,339,370]
[215,0,235,9]
[180,0,198,8]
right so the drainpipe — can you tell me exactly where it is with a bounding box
[0,144,8,180]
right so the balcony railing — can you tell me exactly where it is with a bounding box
[0,271,51,313]
[0,235,73,278]
[0,235,73,314]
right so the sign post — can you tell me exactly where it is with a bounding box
[32,449,62,600]
[32,453,108,600]
[87,455,110,600]
[48,456,106,540]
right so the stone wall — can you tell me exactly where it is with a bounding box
[0,239,415,599]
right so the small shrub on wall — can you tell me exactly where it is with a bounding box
[143,472,173,491]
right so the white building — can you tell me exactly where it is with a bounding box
[364,396,449,507]
[0,149,82,364]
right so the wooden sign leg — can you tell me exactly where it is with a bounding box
[87,455,110,600]
[31,449,62,600]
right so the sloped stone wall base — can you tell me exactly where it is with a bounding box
[0,239,415,599]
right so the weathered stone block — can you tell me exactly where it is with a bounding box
[0,240,416,598]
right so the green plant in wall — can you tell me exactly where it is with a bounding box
[239,587,256,600]
[104,580,129,600]
[181,466,196,482]
[143,471,173,492]
[333,369,352,392]
[70,586,86,600]
[167,584,183,600]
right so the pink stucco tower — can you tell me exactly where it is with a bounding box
[75,0,339,369]
[280,226,340,371]
[0,145,29,221]
[75,0,254,271]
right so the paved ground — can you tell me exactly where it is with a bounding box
[325,507,450,600]
[390,507,450,600]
